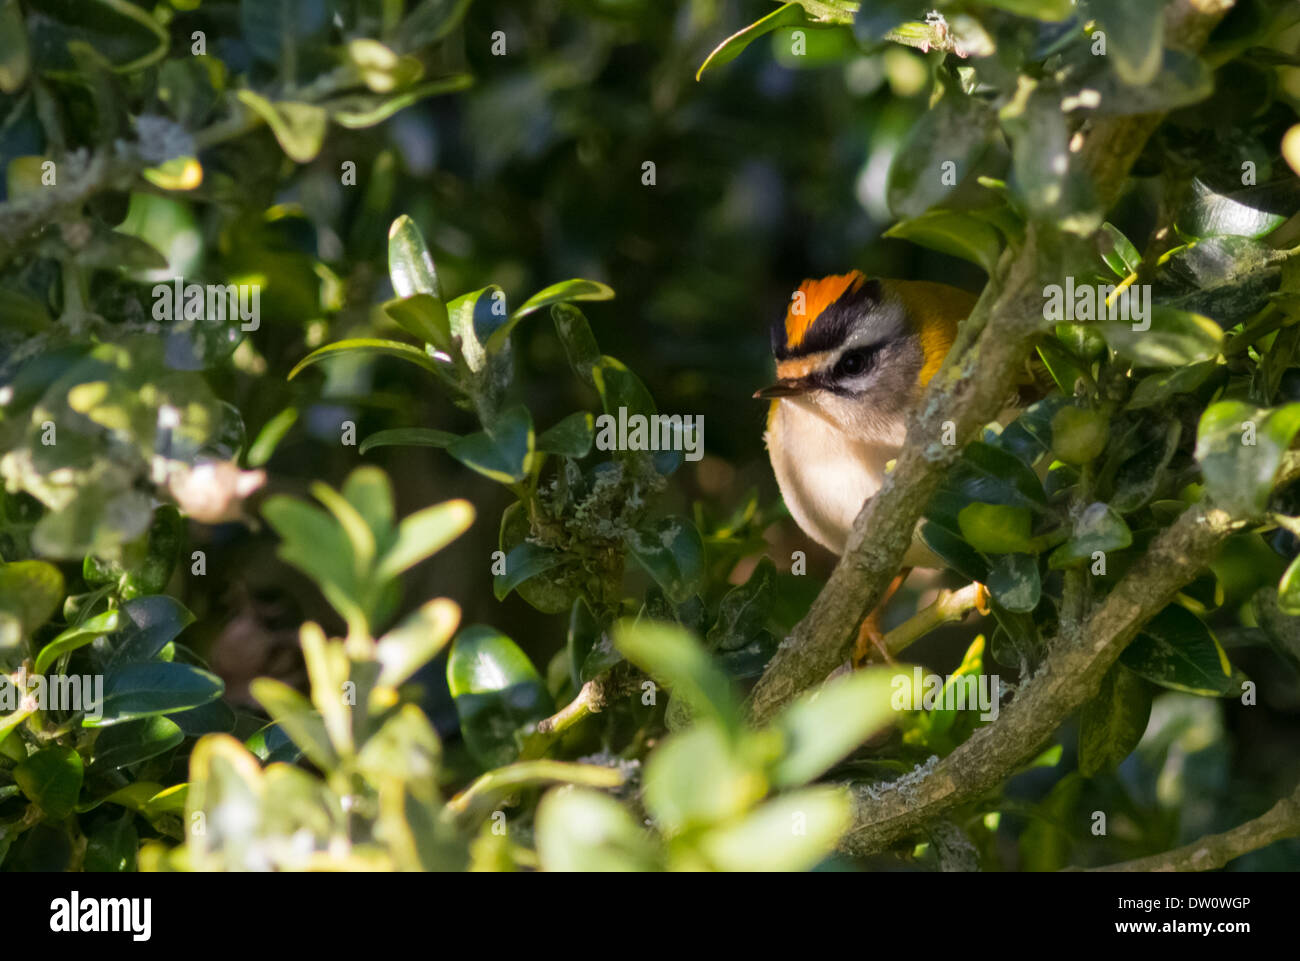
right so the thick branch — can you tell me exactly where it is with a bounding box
[1086,782,1300,872]
[746,0,1236,728]
[841,502,1240,856]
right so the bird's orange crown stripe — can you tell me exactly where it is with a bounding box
[784,271,866,348]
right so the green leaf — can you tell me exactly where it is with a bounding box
[884,210,1003,273]
[1278,555,1300,616]
[387,214,442,300]
[1120,604,1234,696]
[1127,361,1218,410]
[375,498,475,581]
[613,617,738,732]
[446,284,506,372]
[1196,401,1300,517]
[1098,222,1142,278]
[766,667,904,789]
[918,521,990,582]
[1087,0,1164,85]
[593,356,657,419]
[106,596,195,667]
[235,91,327,163]
[448,406,536,484]
[552,303,602,388]
[375,598,460,688]
[263,497,360,624]
[341,466,395,546]
[0,0,31,93]
[707,556,776,651]
[84,812,138,872]
[383,292,452,349]
[1100,307,1223,368]
[359,427,459,455]
[1048,503,1133,569]
[494,542,566,602]
[696,2,818,81]
[86,662,224,727]
[642,721,765,835]
[88,716,184,773]
[697,786,850,872]
[624,517,706,605]
[329,75,473,128]
[447,625,553,769]
[15,745,83,820]
[888,90,999,219]
[34,609,121,674]
[485,279,615,353]
[1019,772,1082,871]
[245,406,298,468]
[288,338,444,380]
[1078,664,1152,777]
[249,677,339,772]
[535,787,659,871]
[957,503,1034,554]
[1176,178,1300,240]
[537,412,595,458]
[978,0,1072,20]
[0,560,64,644]
[987,553,1041,612]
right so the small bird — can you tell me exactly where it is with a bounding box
[756,271,978,662]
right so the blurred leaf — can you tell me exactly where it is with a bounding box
[888,90,999,219]
[698,786,850,871]
[535,787,658,871]
[359,427,459,455]
[1120,604,1234,696]
[707,557,776,651]
[235,91,327,163]
[0,560,64,644]
[1100,307,1223,367]
[642,721,765,836]
[329,75,473,128]
[384,292,452,349]
[980,0,1072,19]
[376,598,460,688]
[15,745,82,820]
[1098,222,1141,278]
[613,618,739,732]
[250,677,339,772]
[1078,664,1151,777]
[1127,361,1218,410]
[1196,401,1300,517]
[1019,772,1082,871]
[1087,0,1164,85]
[766,667,904,789]
[987,552,1041,612]
[376,498,474,581]
[0,0,30,93]
[447,625,553,769]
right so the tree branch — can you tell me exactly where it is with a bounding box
[1085,782,1300,872]
[841,502,1241,856]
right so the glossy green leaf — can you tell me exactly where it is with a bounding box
[1196,401,1300,517]
[106,595,196,667]
[15,745,83,819]
[552,303,601,388]
[593,356,657,419]
[1176,177,1300,240]
[987,553,1041,612]
[1049,503,1132,569]
[84,812,138,872]
[695,2,816,80]
[624,517,705,605]
[884,210,1003,273]
[288,338,444,380]
[86,662,225,727]
[359,427,459,455]
[387,214,442,300]
[1098,222,1141,278]
[485,279,614,352]
[447,625,553,769]
[1078,663,1152,777]
[537,412,595,458]
[957,503,1034,554]
[494,542,566,602]
[766,667,904,789]
[34,609,121,674]
[536,787,659,872]
[448,406,535,484]
[383,292,452,349]
[1120,604,1234,696]
[88,716,184,773]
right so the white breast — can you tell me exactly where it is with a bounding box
[765,399,899,556]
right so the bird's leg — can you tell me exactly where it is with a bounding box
[852,568,911,667]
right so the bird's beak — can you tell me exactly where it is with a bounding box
[753,379,811,399]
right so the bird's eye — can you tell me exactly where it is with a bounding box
[834,348,873,379]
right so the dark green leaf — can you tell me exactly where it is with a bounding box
[1120,604,1234,696]
[1078,664,1152,777]
[86,662,224,727]
[15,745,83,819]
[447,625,552,769]
[1196,401,1300,517]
